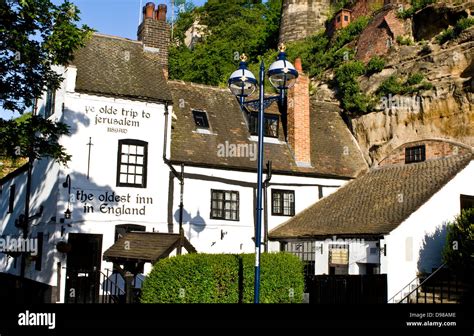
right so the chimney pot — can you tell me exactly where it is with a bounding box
[144,2,155,19]
[157,4,167,21]
[295,58,303,72]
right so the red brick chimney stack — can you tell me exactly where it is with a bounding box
[287,57,312,167]
[156,4,167,21]
[138,2,170,78]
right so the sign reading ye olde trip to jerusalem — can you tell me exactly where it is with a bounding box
[84,104,152,134]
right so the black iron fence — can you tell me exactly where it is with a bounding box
[306,274,387,304]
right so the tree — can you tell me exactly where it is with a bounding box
[443,208,474,273]
[0,0,92,114]
[0,0,90,289]
[0,113,71,165]
[168,0,282,87]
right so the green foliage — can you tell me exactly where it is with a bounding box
[335,61,374,115]
[377,73,432,97]
[443,208,474,271]
[140,252,304,303]
[365,56,386,76]
[437,17,474,44]
[397,0,436,19]
[168,0,282,87]
[0,0,92,113]
[396,35,414,46]
[377,76,403,96]
[406,72,424,86]
[0,114,71,165]
[332,16,370,51]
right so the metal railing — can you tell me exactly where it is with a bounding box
[100,269,126,304]
[389,263,458,304]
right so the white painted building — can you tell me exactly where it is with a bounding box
[270,140,474,302]
[0,2,368,303]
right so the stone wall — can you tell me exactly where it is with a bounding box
[279,0,331,43]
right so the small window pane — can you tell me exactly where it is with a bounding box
[135,176,143,184]
[121,155,128,163]
[128,166,136,174]
[137,146,144,155]
[120,174,127,183]
[136,167,143,175]
[129,145,137,154]
[122,145,129,154]
[121,165,128,173]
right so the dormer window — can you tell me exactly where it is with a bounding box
[405,145,426,164]
[192,110,209,129]
[248,113,279,138]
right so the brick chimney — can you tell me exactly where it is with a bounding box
[287,58,311,167]
[138,2,170,77]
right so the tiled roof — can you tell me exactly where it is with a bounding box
[103,232,196,263]
[269,154,473,239]
[71,33,172,103]
[168,80,368,178]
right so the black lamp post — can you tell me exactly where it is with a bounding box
[228,44,298,303]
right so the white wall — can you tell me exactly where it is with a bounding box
[168,165,348,254]
[384,160,474,301]
[314,239,380,275]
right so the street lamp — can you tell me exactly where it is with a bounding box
[228,43,298,303]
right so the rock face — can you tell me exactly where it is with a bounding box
[353,26,474,166]
[310,3,474,167]
[413,3,469,41]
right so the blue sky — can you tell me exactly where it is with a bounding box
[1,0,206,119]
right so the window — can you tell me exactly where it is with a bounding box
[283,241,315,278]
[117,139,148,188]
[210,190,239,221]
[35,232,43,271]
[44,89,55,119]
[272,189,295,216]
[8,185,15,213]
[192,110,209,128]
[337,15,341,22]
[460,194,474,211]
[344,15,349,22]
[405,145,426,164]
[248,113,279,138]
[329,244,349,275]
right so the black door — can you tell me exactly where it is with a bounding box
[65,233,102,303]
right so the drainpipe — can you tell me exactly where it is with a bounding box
[263,161,272,252]
[163,102,185,254]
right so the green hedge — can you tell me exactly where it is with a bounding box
[140,252,304,304]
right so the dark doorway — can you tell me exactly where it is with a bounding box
[65,233,103,303]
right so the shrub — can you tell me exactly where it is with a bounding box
[396,35,414,46]
[377,74,432,96]
[140,252,304,303]
[436,27,456,44]
[443,208,474,272]
[437,17,474,44]
[397,0,436,19]
[365,56,386,76]
[335,61,373,115]
[376,76,403,96]
[241,253,304,303]
[406,72,424,86]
